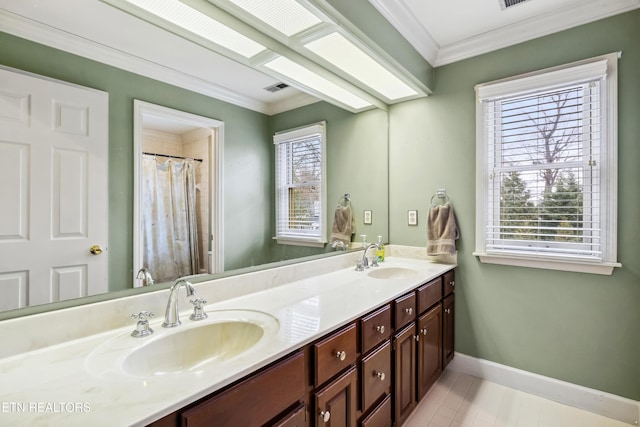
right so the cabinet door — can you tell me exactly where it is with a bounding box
[393,324,416,426]
[417,304,442,400]
[443,294,455,368]
[315,367,358,427]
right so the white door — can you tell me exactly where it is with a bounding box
[0,67,109,311]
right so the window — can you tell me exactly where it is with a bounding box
[474,53,620,274]
[274,122,327,246]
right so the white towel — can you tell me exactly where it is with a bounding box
[426,202,459,256]
[330,205,355,245]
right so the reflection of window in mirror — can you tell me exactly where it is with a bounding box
[274,122,327,247]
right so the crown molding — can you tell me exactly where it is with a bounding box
[367,0,439,66]
[435,0,640,66]
[368,0,640,68]
[0,9,277,114]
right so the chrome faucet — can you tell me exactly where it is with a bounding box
[331,240,348,251]
[135,267,154,286]
[162,279,196,328]
[356,243,381,271]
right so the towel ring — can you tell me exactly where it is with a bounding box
[430,190,450,207]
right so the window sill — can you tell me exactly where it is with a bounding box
[473,252,621,275]
[274,236,326,248]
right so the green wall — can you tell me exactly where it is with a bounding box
[389,10,640,400]
[269,102,389,261]
[0,33,272,289]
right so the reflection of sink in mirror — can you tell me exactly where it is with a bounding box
[85,310,279,378]
[367,267,419,280]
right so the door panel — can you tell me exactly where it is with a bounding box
[0,67,108,311]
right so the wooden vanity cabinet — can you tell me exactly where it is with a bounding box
[147,268,456,427]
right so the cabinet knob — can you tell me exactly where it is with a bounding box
[375,325,385,334]
[376,371,386,381]
[404,307,413,315]
[450,280,455,287]
[445,308,451,314]
[414,335,420,342]
[319,410,331,422]
[335,350,346,361]
[421,328,428,336]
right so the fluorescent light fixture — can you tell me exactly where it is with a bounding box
[305,32,418,100]
[227,0,322,36]
[127,0,266,58]
[264,56,372,110]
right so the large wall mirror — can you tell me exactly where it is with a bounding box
[0,3,390,320]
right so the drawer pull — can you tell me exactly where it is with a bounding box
[335,350,346,361]
[375,325,385,334]
[420,328,428,336]
[404,307,413,315]
[376,371,386,381]
[320,410,331,422]
[450,280,455,287]
[445,308,451,314]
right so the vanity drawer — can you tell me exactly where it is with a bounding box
[360,395,391,427]
[394,292,416,330]
[180,351,305,427]
[360,304,391,354]
[444,270,455,296]
[360,340,391,412]
[417,277,442,314]
[314,323,357,386]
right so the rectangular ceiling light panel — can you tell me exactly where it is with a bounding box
[304,32,418,100]
[227,0,322,36]
[127,0,266,58]
[264,56,372,110]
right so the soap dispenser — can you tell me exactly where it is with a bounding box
[376,235,385,262]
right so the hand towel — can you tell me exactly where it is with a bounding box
[330,205,355,245]
[426,202,459,256]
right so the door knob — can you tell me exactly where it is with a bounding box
[89,245,103,255]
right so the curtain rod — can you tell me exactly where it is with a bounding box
[143,152,203,162]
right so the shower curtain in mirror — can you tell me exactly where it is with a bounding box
[142,155,200,283]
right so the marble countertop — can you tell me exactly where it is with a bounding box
[0,253,454,426]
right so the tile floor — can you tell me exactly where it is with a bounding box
[403,370,633,427]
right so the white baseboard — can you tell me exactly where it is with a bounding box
[447,352,640,426]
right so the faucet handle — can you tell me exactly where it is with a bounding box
[130,311,154,337]
[189,298,208,321]
[131,311,154,321]
[370,256,379,267]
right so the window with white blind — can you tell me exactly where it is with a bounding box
[274,122,327,246]
[474,53,620,275]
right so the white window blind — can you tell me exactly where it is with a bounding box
[274,122,326,246]
[475,54,620,273]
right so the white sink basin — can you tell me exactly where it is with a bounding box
[86,310,279,378]
[367,266,419,280]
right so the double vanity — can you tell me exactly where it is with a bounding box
[0,246,455,426]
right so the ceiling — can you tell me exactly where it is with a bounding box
[369,0,640,66]
[2,0,639,115]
